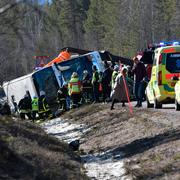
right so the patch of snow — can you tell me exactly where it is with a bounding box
[82,152,127,180]
[42,118,130,180]
[42,118,90,143]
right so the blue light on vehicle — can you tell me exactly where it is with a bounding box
[173,41,179,45]
[159,42,165,46]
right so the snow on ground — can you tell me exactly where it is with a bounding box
[42,118,130,180]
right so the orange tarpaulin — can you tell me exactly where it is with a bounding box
[45,51,71,67]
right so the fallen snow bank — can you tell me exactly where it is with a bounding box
[42,118,130,180]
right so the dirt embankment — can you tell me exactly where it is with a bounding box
[0,116,88,180]
[62,103,180,180]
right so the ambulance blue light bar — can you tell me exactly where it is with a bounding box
[159,41,179,46]
[148,41,180,49]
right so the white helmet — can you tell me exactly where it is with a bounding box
[40,91,45,96]
[114,65,119,71]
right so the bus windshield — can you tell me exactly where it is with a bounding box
[32,67,59,104]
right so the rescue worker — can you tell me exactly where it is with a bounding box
[92,65,100,103]
[11,95,18,114]
[0,102,11,116]
[31,96,39,122]
[111,65,119,90]
[18,94,32,119]
[57,83,68,111]
[132,57,147,107]
[68,72,82,108]
[82,70,92,103]
[38,91,53,120]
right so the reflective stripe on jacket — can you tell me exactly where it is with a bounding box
[38,96,50,113]
[68,78,81,95]
[92,71,99,84]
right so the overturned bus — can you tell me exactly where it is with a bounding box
[3,51,107,111]
[3,48,132,111]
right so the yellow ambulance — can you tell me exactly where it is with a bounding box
[146,44,180,108]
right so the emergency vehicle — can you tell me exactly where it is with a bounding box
[146,42,180,108]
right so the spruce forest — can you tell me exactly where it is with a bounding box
[0,0,179,83]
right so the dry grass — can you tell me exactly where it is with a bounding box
[0,116,88,180]
[62,103,180,180]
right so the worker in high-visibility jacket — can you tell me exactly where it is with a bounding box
[68,72,82,108]
[31,96,38,122]
[92,65,100,103]
[38,91,53,120]
[111,65,119,90]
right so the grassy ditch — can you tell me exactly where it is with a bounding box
[0,116,88,180]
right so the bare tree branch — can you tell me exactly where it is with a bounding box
[0,0,23,15]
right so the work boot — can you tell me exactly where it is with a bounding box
[134,103,139,107]
[137,102,142,107]
[122,102,126,107]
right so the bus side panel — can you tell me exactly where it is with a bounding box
[3,75,37,108]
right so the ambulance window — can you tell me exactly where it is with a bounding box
[166,53,180,73]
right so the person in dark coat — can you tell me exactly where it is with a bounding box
[102,63,113,102]
[132,57,147,107]
[57,83,68,111]
[82,70,92,103]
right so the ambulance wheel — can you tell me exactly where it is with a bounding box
[146,97,153,108]
[154,99,162,109]
[175,99,180,111]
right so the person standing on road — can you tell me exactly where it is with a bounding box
[102,63,112,103]
[132,57,147,107]
[57,83,68,111]
[110,67,129,110]
[111,65,119,90]
[92,65,100,103]
[82,70,92,103]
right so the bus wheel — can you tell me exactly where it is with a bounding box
[154,99,162,109]
[175,99,180,111]
[146,97,153,108]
